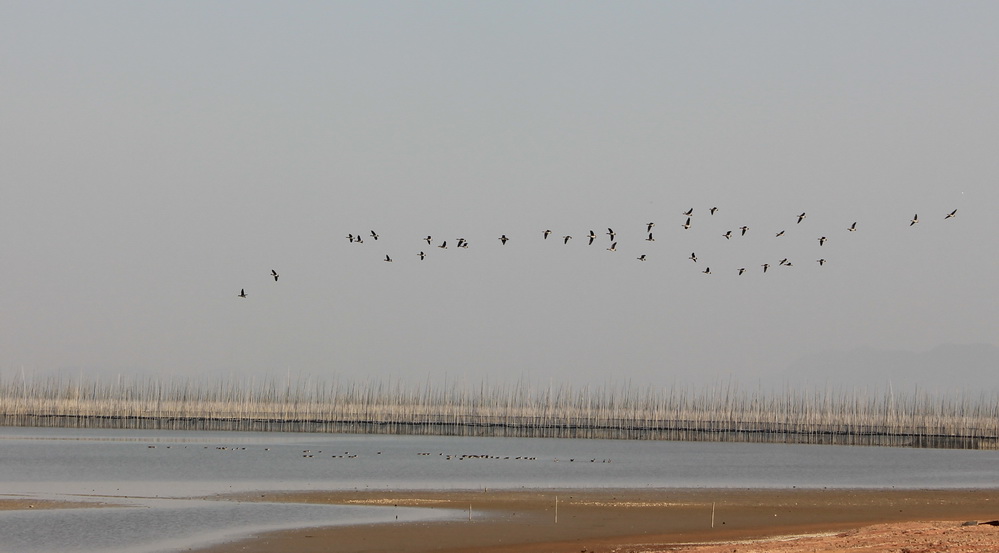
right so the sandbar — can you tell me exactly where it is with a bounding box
[189,487,999,553]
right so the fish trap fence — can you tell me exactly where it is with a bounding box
[1,377,997,449]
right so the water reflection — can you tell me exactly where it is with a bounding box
[0,498,458,553]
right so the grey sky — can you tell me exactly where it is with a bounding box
[2,2,997,392]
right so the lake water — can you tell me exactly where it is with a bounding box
[1,426,997,552]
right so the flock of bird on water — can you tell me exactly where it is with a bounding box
[237,207,959,298]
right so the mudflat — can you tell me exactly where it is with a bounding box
[191,488,999,553]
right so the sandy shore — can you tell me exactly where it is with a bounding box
[0,497,120,511]
[186,488,999,553]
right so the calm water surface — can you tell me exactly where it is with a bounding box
[1,427,997,552]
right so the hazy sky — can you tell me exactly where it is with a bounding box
[2,2,997,391]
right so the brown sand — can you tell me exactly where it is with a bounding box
[0,497,118,511]
[188,488,999,553]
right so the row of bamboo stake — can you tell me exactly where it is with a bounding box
[1,374,996,449]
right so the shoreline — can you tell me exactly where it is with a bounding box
[189,487,999,553]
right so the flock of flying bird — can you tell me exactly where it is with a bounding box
[237,208,959,297]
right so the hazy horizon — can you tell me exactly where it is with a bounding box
[3,2,997,393]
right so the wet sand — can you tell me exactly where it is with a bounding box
[192,488,999,553]
[0,497,119,511]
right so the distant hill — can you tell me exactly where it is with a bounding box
[774,343,999,395]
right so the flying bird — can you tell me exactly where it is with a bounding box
[762,264,770,273]
[779,258,789,266]
[739,225,749,236]
[418,251,425,260]
[543,229,552,239]
[438,241,447,249]
[238,288,247,298]
[682,217,691,230]
[645,233,655,242]
[945,209,958,219]
[355,236,363,244]
[424,236,433,244]
[702,267,712,274]
[607,242,617,252]
[587,230,596,245]
[271,270,279,282]
[689,252,697,262]
[848,222,857,232]
[499,235,509,245]
[384,255,392,262]
[637,254,646,261]
[723,231,732,240]
[710,207,719,215]
[370,230,379,240]
[683,208,693,216]
[818,236,827,246]
[347,234,354,243]
[910,214,919,226]
[607,228,616,240]
[646,222,655,232]
[738,267,746,275]
[563,235,572,244]
[775,230,785,237]
[817,258,826,266]
[797,212,806,224]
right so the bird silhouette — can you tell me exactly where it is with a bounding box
[438,240,447,249]
[607,228,616,240]
[271,270,279,282]
[682,217,691,230]
[818,236,827,246]
[607,242,617,252]
[776,230,785,237]
[646,222,655,232]
[238,289,247,298]
[418,251,425,260]
[723,231,732,240]
[499,235,509,245]
[910,214,919,226]
[683,208,693,216]
[645,233,655,242]
[637,254,646,261]
[797,212,806,224]
[702,267,711,274]
[710,207,719,215]
[817,259,826,266]
[738,267,746,275]
[543,229,552,239]
[370,230,379,240]
[384,255,392,262]
[563,235,572,244]
[689,252,698,262]
[762,264,770,273]
[424,235,433,244]
[587,230,596,245]
[740,226,749,236]
[945,209,957,219]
